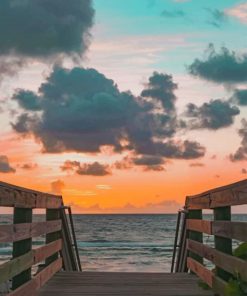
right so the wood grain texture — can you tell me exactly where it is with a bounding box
[212,221,247,241]
[0,181,62,208]
[8,258,62,296]
[186,220,247,241]
[0,220,61,242]
[186,219,212,235]
[185,179,247,209]
[187,239,247,282]
[187,258,213,287]
[38,272,213,296]
[0,239,62,284]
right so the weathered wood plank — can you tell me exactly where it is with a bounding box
[187,257,213,288]
[186,179,247,209]
[187,239,247,282]
[0,239,62,284]
[212,221,247,241]
[0,252,33,284]
[186,219,212,235]
[33,239,62,264]
[38,272,213,296]
[8,257,62,296]
[0,181,62,208]
[186,220,247,241]
[0,220,61,242]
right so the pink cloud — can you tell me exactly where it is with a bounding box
[226,3,247,24]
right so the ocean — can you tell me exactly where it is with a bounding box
[0,214,246,273]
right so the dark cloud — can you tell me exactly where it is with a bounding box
[133,155,165,172]
[133,155,164,166]
[206,8,227,28]
[51,179,65,195]
[0,155,16,173]
[157,140,205,159]
[0,0,94,58]
[13,90,42,111]
[188,44,247,84]
[0,0,94,81]
[185,99,239,129]
[12,66,205,161]
[141,72,177,112]
[161,9,185,18]
[232,89,247,106]
[61,160,111,176]
[143,165,165,171]
[230,119,247,161]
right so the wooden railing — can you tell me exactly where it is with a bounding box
[185,179,247,296]
[0,181,80,295]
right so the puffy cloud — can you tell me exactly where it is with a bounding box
[61,160,111,176]
[13,90,41,111]
[141,72,177,112]
[185,99,239,129]
[230,119,247,161]
[133,155,166,171]
[232,89,247,106]
[188,44,247,84]
[12,66,205,161]
[0,0,94,58]
[51,179,65,195]
[133,155,164,166]
[0,0,94,81]
[0,155,16,173]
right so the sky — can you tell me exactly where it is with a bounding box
[0,0,247,213]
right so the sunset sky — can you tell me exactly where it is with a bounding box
[0,0,247,213]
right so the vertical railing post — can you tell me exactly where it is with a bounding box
[45,209,61,265]
[187,209,203,265]
[213,206,232,281]
[12,207,32,290]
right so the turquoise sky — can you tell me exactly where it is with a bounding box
[91,0,247,77]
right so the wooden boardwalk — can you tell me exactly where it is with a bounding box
[38,272,213,296]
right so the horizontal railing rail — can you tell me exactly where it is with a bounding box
[183,179,247,296]
[0,181,81,295]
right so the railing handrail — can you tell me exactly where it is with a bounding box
[185,178,247,209]
[0,181,62,209]
[173,179,247,296]
[0,181,61,198]
[0,181,81,295]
